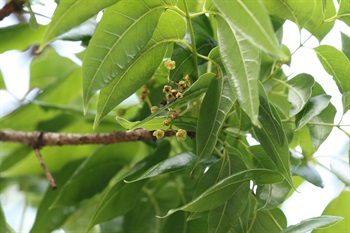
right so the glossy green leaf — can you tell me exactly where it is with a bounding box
[40,0,120,49]
[286,74,315,116]
[338,0,350,27]
[308,103,336,150]
[280,216,343,233]
[125,152,196,182]
[128,73,214,130]
[0,23,46,53]
[290,153,324,187]
[253,90,293,187]
[208,182,250,233]
[162,169,283,217]
[116,116,197,131]
[196,77,236,162]
[213,0,284,58]
[30,160,82,233]
[330,158,350,185]
[295,94,331,130]
[251,208,287,233]
[314,191,350,233]
[290,126,315,158]
[230,193,257,233]
[94,9,186,127]
[256,180,291,210]
[263,0,336,41]
[51,144,130,207]
[216,15,260,125]
[314,45,350,113]
[341,32,350,60]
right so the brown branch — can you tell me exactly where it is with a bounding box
[0,130,193,147]
[0,0,25,21]
[33,147,57,189]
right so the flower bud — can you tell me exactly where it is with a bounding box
[151,106,159,113]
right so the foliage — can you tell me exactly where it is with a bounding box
[0,0,349,232]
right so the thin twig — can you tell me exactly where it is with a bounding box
[33,147,57,189]
[0,0,25,20]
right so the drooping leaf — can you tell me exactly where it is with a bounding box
[196,77,236,162]
[125,152,196,183]
[250,208,287,233]
[253,88,293,187]
[295,94,331,130]
[162,169,283,217]
[0,23,46,53]
[314,45,350,113]
[338,0,350,27]
[286,74,315,116]
[314,191,350,233]
[40,0,121,49]
[263,0,336,41]
[216,15,260,125]
[93,9,186,127]
[208,182,250,233]
[213,0,284,57]
[280,216,343,233]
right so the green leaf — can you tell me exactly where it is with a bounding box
[0,23,46,53]
[256,180,291,210]
[280,216,343,233]
[196,77,236,162]
[314,45,350,113]
[308,103,336,150]
[341,32,350,60]
[295,94,331,130]
[93,9,186,127]
[30,160,82,233]
[263,0,336,41]
[290,154,324,187]
[230,193,257,233]
[338,0,350,27]
[253,89,293,187]
[208,182,250,233]
[330,158,350,185]
[251,208,287,233]
[286,74,315,116]
[216,15,260,125]
[213,0,284,58]
[51,144,129,207]
[314,191,350,233]
[125,152,196,183]
[162,169,283,217]
[40,0,120,49]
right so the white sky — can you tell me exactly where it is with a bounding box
[0,0,349,231]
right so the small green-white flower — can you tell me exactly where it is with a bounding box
[153,129,165,139]
[176,129,187,141]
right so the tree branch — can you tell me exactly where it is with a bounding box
[0,0,25,21]
[0,130,194,147]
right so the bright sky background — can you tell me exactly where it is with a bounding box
[0,0,349,232]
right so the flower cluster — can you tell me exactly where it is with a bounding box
[152,129,187,141]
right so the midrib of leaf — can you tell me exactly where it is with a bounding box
[84,6,166,105]
[283,81,308,108]
[238,1,277,50]
[279,0,299,27]
[314,50,345,92]
[267,209,283,231]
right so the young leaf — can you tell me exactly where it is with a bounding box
[125,152,196,183]
[208,182,250,233]
[295,94,331,130]
[314,45,350,113]
[286,73,315,116]
[40,0,120,49]
[280,216,343,233]
[253,90,293,187]
[213,0,284,58]
[82,0,179,110]
[196,77,236,162]
[94,9,187,127]
[162,169,283,217]
[216,15,260,125]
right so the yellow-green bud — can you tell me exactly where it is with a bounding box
[164,60,176,70]
[151,106,159,113]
